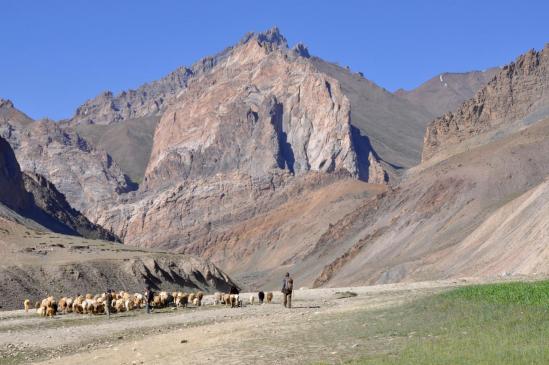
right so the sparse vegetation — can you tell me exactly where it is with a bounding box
[335,291,358,299]
[349,281,549,364]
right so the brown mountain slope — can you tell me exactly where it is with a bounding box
[73,115,159,183]
[92,29,510,289]
[98,172,385,289]
[94,29,392,288]
[308,117,549,287]
[395,68,499,118]
[303,45,549,288]
[0,209,236,310]
[0,139,235,310]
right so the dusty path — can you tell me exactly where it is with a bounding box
[0,279,486,365]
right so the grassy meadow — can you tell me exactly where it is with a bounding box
[350,281,549,364]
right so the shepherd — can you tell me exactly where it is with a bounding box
[145,286,154,314]
[281,272,294,308]
[104,289,113,318]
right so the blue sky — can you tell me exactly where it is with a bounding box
[1,0,548,120]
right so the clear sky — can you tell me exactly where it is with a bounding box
[1,0,548,120]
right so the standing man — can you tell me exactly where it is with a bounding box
[145,286,154,314]
[281,272,294,308]
[104,289,112,318]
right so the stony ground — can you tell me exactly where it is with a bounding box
[0,279,489,365]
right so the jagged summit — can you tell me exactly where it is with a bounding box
[68,28,308,127]
[0,98,33,126]
[70,65,193,126]
[293,42,311,58]
[240,26,288,48]
[0,98,14,108]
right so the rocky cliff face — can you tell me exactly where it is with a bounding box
[2,118,133,217]
[0,136,118,240]
[423,44,549,162]
[22,172,120,241]
[0,136,32,212]
[100,29,384,242]
[144,30,363,190]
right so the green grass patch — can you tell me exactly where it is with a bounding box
[349,280,549,365]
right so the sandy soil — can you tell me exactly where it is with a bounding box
[0,278,492,365]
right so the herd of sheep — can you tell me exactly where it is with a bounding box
[23,290,274,317]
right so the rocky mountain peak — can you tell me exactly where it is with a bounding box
[0,98,14,109]
[143,32,365,191]
[68,28,294,127]
[240,26,288,49]
[70,66,193,126]
[0,98,33,127]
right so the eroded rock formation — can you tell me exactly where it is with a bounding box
[423,44,549,162]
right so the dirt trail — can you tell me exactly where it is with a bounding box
[0,279,485,365]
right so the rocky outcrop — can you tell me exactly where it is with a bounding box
[0,136,32,212]
[68,67,192,126]
[422,45,549,162]
[7,119,133,217]
[22,172,120,241]
[0,136,119,240]
[0,98,33,126]
[0,98,33,150]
